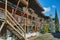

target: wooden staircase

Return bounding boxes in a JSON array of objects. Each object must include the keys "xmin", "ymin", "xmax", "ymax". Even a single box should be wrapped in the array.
[
  {"xmin": 6, "ymin": 11, "xmax": 26, "ymax": 40},
  {"xmin": 0, "ymin": 0, "xmax": 26, "ymax": 40},
  {"xmin": 0, "ymin": 10, "xmax": 26, "ymax": 40}
]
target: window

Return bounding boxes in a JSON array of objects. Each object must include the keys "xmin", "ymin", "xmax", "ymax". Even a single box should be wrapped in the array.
[{"xmin": 33, "ymin": 17, "xmax": 35, "ymax": 20}]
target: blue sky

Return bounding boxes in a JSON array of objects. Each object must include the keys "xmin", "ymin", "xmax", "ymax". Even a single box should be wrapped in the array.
[{"xmin": 37, "ymin": 0, "xmax": 60, "ymax": 23}]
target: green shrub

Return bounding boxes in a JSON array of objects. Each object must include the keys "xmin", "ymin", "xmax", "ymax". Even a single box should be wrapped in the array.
[{"xmin": 41, "ymin": 24, "xmax": 49, "ymax": 34}]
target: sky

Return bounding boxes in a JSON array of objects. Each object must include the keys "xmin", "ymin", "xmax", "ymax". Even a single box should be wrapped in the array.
[{"xmin": 37, "ymin": 0, "xmax": 60, "ymax": 23}]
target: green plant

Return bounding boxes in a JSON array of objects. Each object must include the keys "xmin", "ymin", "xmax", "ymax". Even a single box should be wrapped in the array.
[
  {"xmin": 55, "ymin": 10, "xmax": 59, "ymax": 32},
  {"xmin": 41, "ymin": 24, "xmax": 49, "ymax": 34}
]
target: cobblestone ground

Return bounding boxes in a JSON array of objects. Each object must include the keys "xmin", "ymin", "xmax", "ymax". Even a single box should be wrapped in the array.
[{"xmin": 29, "ymin": 33, "xmax": 60, "ymax": 40}]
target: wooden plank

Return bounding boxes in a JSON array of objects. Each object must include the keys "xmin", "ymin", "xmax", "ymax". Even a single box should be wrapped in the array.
[
  {"xmin": 7, "ymin": 26, "xmax": 22, "ymax": 40},
  {"xmin": 15, "ymin": 0, "xmax": 20, "ymax": 14},
  {"xmin": 7, "ymin": 15, "xmax": 23, "ymax": 33},
  {"xmin": 6, "ymin": 20, "xmax": 25, "ymax": 39},
  {"xmin": 5, "ymin": 0, "xmax": 7, "ymax": 19},
  {"xmin": 7, "ymin": 11, "xmax": 25, "ymax": 33},
  {"xmin": 0, "ymin": 21, "xmax": 5, "ymax": 32}
]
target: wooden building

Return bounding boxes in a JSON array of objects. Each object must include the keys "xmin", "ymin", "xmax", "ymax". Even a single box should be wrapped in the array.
[{"xmin": 0, "ymin": 0, "xmax": 45, "ymax": 40}]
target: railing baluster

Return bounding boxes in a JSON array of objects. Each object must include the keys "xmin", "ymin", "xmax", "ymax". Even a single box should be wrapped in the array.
[
  {"xmin": 0, "ymin": 21, "xmax": 5, "ymax": 32},
  {"xmin": 7, "ymin": 11, "xmax": 25, "ymax": 33},
  {"xmin": 6, "ymin": 10, "xmax": 26, "ymax": 40},
  {"xmin": 7, "ymin": 14, "xmax": 23, "ymax": 33},
  {"xmin": 6, "ymin": 20, "xmax": 25, "ymax": 39}
]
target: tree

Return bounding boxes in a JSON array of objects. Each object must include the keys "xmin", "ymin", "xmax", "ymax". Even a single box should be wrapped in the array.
[{"xmin": 55, "ymin": 9, "xmax": 59, "ymax": 32}]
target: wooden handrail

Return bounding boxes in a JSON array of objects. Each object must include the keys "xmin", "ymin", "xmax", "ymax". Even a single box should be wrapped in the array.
[
  {"xmin": 0, "ymin": 8, "xmax": 26, "ymax": 40},
  {"xmin": 7, "ymin": 26, "xmax": 23, "ymax": 40},
  {"xmin": 7, "ymin": 15, "xmax": 23, "ymax": 33},
  {"xmin": 15, "ymin": 0, "xmax": 20, "ymax": 14},
  {"xmin": 6, "ymin": 10, "xmax": 26, "ymax": 39},
  {"xmin": 0, "ymin": 21, "xmax": 5, "ymax": 32},
  {"xmin": 6, "ymin": 20, "xmax": 25, "ymax": 39},
  {"xmin": 7, "ymin": 11, "xmax": 25, "ymax": 33}
]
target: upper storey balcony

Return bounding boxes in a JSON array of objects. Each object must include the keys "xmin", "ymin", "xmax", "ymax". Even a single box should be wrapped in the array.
[
  {"xmin": 20, "ymin": 0, "xmax": 28, "ymax": 6},
  {"xmin": 8, "ymin": 0, "xmax": 28, "ymax": 7},
  {"xmin": 1, "ymin": 0, "xmax": 28, "ymax": 7}
]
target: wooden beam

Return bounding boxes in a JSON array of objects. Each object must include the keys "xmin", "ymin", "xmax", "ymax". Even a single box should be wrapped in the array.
[
  {"xmin": 7, "ymin": 15, "xmax": 23, "ymax": 33},
  {"xmin": 7, "ymin": 11, "xmax": 25, "ymax": 32},
  {"xmin": 5, "ymin": 0, "xmax": 7, "ymax": 19},
  {"xmin": 15, "ymin": 0, "xmax": 20, "ymax": 14},
  {"xmin": 26, "ymin": 14, "xmax": 28, "ymax": 33},
  {"xmin": 0, "ymin": 21, "xmax": 5, "ymax": 32},
  {"xmin": 6, "ymin": 20, "xmax": 25, "ymax": 39}
]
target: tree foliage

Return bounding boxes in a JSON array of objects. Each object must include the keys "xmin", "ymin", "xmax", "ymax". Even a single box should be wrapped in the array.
[
  {"xmin": 41, "ymin": 22, "xmax": 49, "ymax": 34},
  {"xmin": 55, "ymin": 10, "xmax": 59, "ymax": 32}
]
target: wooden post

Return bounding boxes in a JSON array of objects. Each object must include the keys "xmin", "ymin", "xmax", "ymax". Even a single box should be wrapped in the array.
[
  {"xmin": 5, "ymin": 0, "xmax": 7, "ymax": 19},
  {"xmin": 2, "ymin": 0, "xmax": 8, "ymax": 36},
  {"xmin": 35, "ymin": 18, "xmax": 37, "ymax": 32},
  {"xmin": 23, "ymin": 13, "xmax": 26, "ymax": 40},
  {"xmin": 21, "ymin": 10, "xmax": 26, "ymax": 40},
  {"xmin": 12, "ymin": 9, "xmax": 14, "ymax": 16},
  {"xmin": 31, "ymin": 15, "xmax": 32, "ymax": 32},
  {"xmin": 24, "ymin": 18, "xmax": 27, "ymax": 40},
  {"xmin": 0, "ymin": 21, "xmax": 5, "ymax": 32},
  {"xmin": 36, "ymin": 18, "xmax": 37, "ymax": 32},
  {"xmin": 24, "ymin": 14, "xmax": 27, "ymax": 33},
  {"xmin": 26, "ymin": 13, "xmax": 28, "ymax": 33},
  {"xmin": 15, "ymin": 0, "xmax": 20, "ymax": 14}
]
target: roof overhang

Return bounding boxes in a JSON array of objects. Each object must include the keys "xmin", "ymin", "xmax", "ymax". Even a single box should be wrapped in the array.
[
  {"xmin": 28, "ymin": 0, "xmax": 44, "ymax": 11},
  {"xmin": 8, "ymin": 0, "xmax": 28, "ymax": 7},
  {"xmin": 28, "ymin": 0, "xmax": 44, "ymax": 17}
]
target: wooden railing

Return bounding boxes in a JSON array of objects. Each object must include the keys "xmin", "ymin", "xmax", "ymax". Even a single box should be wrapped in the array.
[
  {"xmin": 0, "ymin": 20, "xmax": 5, "ymax": 32},
  {"xmin": 6, "ymin": 10, "xmax": 26, "ymax": 40},
  {"xmin": 1, "ymin": 0, "xmax": 28, "ymax": 7}
]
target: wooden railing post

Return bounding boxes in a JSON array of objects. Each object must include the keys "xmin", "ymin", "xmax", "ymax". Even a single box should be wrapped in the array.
[
  {"xmin": 6, "ymin": 11, "xmax": 26, "ymax": 40},
  {"xmin": 15, "ymin": 0, "xmax": 20, "ymax": 14},
  {"xmin": 5, "ymin": 0, "xmax": 7, "ymax": 20}
]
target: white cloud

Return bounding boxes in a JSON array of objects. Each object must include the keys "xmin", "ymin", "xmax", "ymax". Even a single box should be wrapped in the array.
[
  {"xmin": 52, "ymin": 5, "xmax": 56, "ymax": 8},
  {"xmin": 42, "ymin": 7, "xmax": 50, "ymax": 13}
]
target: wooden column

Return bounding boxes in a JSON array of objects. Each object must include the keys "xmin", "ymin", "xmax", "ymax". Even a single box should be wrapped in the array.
[
  {"xmin": 1, "ymin": 0, "xmax": 8, "ymax": 36},
  {"xmin": 5, "ymin": 0, "xmax": 7, "ymax": 19},
  {"xmin": 31, "ymin": 15, "xmax": 33, "ymax": 32},
  {"xmin": 1, "ymin": 25, "xmax": 7, "ymax": 36},
  {"xmin": 15, "ymin": 0, "xmax": 20, "ymax": 14},
  {"xmin": 25, "ymin": 14, "xmax": 27, "ymax": 33},
  {"xmin": 24, "ymin": 16, "xmax": 27, "ymax": 40},
  {"xmin": 34, "ymin": 18, "xmax": 37, "ymax": 32},
  {"xmin": 12, "ymin": 9, "xmax": 14, "ymax": 16},
  {"xmin": 26, "ymin": 13, "xmax": 28, "ymax": 33},
  {"xmin": 21, "ymin": 11, "xmax": 27, "ymax": 40}
]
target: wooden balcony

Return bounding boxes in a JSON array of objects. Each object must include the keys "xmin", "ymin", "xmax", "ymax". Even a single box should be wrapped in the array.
[{"xmin": 19, "ymin": 0, "xmax": 28, "ymax": 6}]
